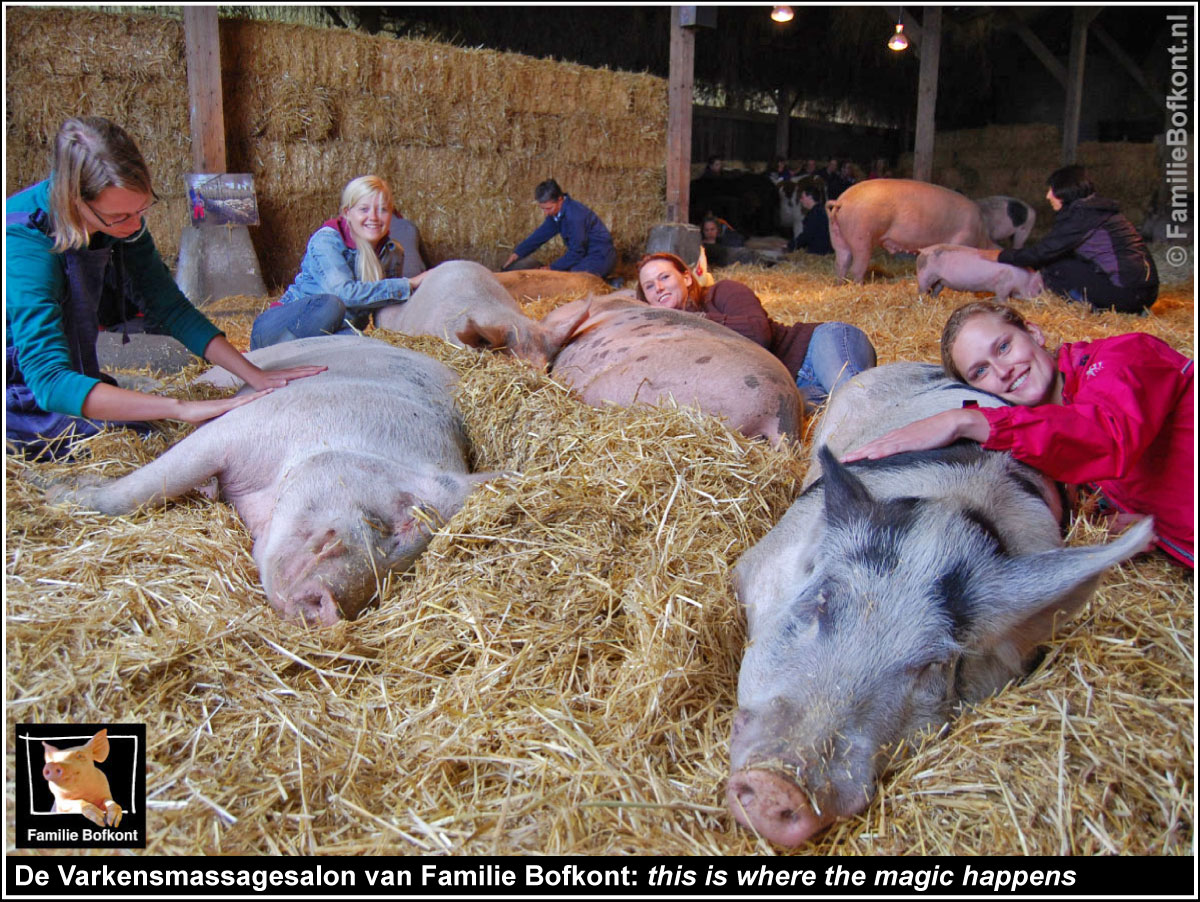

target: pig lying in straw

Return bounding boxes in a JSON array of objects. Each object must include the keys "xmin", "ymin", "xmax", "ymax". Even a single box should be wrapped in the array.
[
  {"xmin": 540, "ymin": 293, "xmax": 805, "ymax": 445},
  {"xmin": 42, "ymin": 729, "xmax": 122, "ymax": 828},
  {"xmin": 728, "ymin": 362, "xmax": 1151, "ymax": 847},
  {"xmin": 917, "ymin": 243, "xmax": 1045, "ymax": 301},
  {"xmin": 375, "ymin": 260, "xmax": 588, "ymax": 369},
  {"xmin": 48, "ymin": 336, "xmax": 493, "ymax": 625}
]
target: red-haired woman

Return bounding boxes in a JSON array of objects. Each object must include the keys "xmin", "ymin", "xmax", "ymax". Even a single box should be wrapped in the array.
[{"xmin": 635, "ymin": 253, "xmax": 877, "ymax": 406}]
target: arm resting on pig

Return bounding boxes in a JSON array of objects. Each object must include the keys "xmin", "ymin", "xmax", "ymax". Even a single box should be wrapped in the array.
[
  {"xmin": 997, "ymin": 211, "xmax": 1090, "ymax": 270},
  {"xmin": 698, "ymin": 281, "xmax": 775, "ymax": 348},
  {"xmin": 842, "ymin": 407, "xmax": 991, "ymax": 462}
]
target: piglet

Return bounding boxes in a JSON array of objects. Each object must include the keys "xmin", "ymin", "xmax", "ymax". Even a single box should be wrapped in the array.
[
  {"xmin": 42, "ymin": 729, "xmax": 123, "ymax": 828},
  {"xmin": 917, "ymin": 243, "xmax": 1044, "ymax": 301}
]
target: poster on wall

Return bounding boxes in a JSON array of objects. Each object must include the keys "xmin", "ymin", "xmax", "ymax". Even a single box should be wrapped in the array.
[{"xmin": 184, "ymin": 173, "xmax": 260, "ymax": 227}]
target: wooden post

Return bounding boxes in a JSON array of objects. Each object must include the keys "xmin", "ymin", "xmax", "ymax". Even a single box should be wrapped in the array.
[
  {"xmin": 666, "ymin": 6, "xmax": 695, "ymax": 224},
  {"xmin": 912, "ymin": 6, "xmax": 940, "ymax": 183},
  {"xmin": 183, "ymin": 7, "xmax": 226, "ymax": 172},
  {"xmin": 1062, "ymin": 8, "xmax": 1090, "ymax": 165},
  {"xmin": 774, "ymin": 86, "xmax": 795, "ymax": 161}
]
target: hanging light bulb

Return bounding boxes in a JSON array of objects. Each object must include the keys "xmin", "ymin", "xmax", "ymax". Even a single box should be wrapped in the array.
[
  {"xmin": 770, "ymin": 5, "xmax": 794, "ymax": 24},
  {"xmin": 888, "ymin": 21, "xmax": 909, "ymax": 51}
]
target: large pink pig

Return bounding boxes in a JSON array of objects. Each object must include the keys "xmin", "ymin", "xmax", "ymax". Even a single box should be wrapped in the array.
[
  {"xmin": 48, "ymin": 336, "xmax": 493, "ymax": 626},
  {"xmin": 541, "ymin": 294, "xmax": 804, "ymax": 445},
  {"xmin": 827, "ymin": 179, "xmax": 997, "ymax": 282}
]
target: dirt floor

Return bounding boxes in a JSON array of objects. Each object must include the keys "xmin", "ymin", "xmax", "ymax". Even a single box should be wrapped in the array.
[{"xmin": 5, "ymin": 245, "xmax": 1193, "ymax": 857}]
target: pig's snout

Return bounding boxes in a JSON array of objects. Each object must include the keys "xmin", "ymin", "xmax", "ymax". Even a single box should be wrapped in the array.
[
  {"xmin": 727, "ymin": 767, "xmax": 836, "ymax": 847},
  {"xmin": 43, "ymin": 762, "xmax": 65, "ymax": 782}
]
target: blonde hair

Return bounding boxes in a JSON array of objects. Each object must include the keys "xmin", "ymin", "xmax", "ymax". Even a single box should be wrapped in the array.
[
  {"xmin": 340, "ymin": 175, "xmax": 394, "ymax": 283},
  {"xmin": 940, "ymin": 301, "xmax": 1031, "ymax": 382},
  {"xmin": 48, "ymin": 117, "xmax": 153, "ymax": 252}
]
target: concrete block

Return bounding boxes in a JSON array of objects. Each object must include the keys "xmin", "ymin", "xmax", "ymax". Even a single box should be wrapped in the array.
[
  {"xmin": 175, "ymin": 224, "xmax": 268, "ymax": 307},
  {"xmin": 645, "ymin": 222, "xmax": 702, "ymax": 268}
]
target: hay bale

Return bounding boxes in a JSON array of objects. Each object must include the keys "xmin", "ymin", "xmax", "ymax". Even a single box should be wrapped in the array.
[
  {"xmin": 7, "ymin": 7, "xmax": 668, "ymax": 290},
  {"xmin": 6, "ymin": 262, "xmax": 1192, "ymax": 857}
]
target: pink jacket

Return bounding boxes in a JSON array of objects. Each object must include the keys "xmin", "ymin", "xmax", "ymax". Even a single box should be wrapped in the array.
[{"xmin": 980, "ymin": 333, "xmax": 1194, "ymax": 567}]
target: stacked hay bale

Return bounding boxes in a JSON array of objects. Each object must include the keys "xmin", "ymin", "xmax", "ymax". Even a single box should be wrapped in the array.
[
  {"xmin": 5, "ymin": 7, "xmax": 666, "ymax": 288},
  {"xmin": 897, "ymin": 123, "xmax": 1159, "ymax": 235}
]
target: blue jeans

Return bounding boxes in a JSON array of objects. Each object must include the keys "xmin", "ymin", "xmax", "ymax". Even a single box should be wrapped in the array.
[
  {"xmin": 794, "ymin": 322, "xmax": 877, "ymax": 405},
  {"xmin": 250, "ymin": 295, "xmax": 354, "ymax": 350}
]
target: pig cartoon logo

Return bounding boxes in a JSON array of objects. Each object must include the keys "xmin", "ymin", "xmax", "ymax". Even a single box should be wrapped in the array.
[
  {"xmin": 42, "ymin": 729, "xmax": 123, "ymax": 827},
  {"xmin": 17, "ymin": 722, "xmax": 145, "ymax": 848}
]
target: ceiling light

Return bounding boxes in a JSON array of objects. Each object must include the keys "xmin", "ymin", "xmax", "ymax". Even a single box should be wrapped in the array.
[
  {"xmin": 888, "ymin": 22, "xmax": 909, "ymax": 51},
  {"xmin": 771, "ymin": 6, "xmax": 794, "ymax": 24}
]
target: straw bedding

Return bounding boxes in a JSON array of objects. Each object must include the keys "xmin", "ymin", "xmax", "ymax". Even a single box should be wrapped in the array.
[{"xmin": 5, "ymin": 253, "xmax": 1193, "ymax": 857}]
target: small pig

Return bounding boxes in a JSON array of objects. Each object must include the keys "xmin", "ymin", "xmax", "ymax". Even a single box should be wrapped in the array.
[
  {"xmin": 49, "ymin": 336, "xmax": 492, "ymax": 625},
  {"xmin": 728, "ymin": 362, "xmax": 1151, "ymax": 847},
  {"xmin": 827, "ymin": 179, "xmax": 997, "ymax": 282},
  {"xmin": 541, "ymin": 293, "xmax": 804, "ymax": 445},
  {"xmin": 375, "ymin": 260, "xmax": 588, "ymax": 369},
  {"xmin": 917, "ymin": 244, "xmax": 1045, "ymax": 301},
  {"xmin": 492, "ymin": 269, "xmax": 611, "ymax": 304},
  {"xmin": 43, "ymin": 730, "xmax": 122, "ymax": 828},
  {"xmin": 975, "ymin": 195, "xmax": 1037, "ymax": 249}
]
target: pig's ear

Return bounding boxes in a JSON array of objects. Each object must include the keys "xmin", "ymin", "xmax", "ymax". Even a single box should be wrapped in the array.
[
  {"xmin": 456, "ymin": 319, "xmax": 516, "ymax": 352},
  {"xmin": 42, "ymin": 741, "xmax": 59, "ymax": 759},
  {"xmin": 968, "ymin": 518, "xmax": 1155, "ymax": 644},
  {"xmin": 87, "ymin": 729, "xmax": 110, "ymax": 763},
  {"xmin": 818, "ymin": 447, "xmax": 875, "ymax": 528},
  {"xmin": 537, "ymin": 301, "xmax": 591, "ymax": 356}
]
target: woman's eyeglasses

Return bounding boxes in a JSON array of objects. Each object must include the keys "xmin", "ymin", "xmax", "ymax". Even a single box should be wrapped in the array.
[{"xmin": 83, "ymin": 191, "xmax": 160, "ymax": 227}]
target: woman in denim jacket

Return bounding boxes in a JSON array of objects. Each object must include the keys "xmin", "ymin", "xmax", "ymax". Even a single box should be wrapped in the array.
[{"xmin": 251, "ymin": 176, "xmax": 427, "ymax": 349}]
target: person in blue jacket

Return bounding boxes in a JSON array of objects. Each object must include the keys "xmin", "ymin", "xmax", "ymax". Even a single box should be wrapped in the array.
[
  {"xmin": 502, "ymin": 179, "xmax": 616, "ymax": 278},
  {"xmin": 250, "ymin": 175, "xmax": 427, "ymax": 349},
  {"xmin": 5, "ymin": 116, "xmax": 324, "ymax": 460}
]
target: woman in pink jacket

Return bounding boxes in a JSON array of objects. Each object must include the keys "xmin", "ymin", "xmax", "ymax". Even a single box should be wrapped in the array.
[{"xmin": 845, "ymin": 300, "xmax": 1193, "ymax": 567}]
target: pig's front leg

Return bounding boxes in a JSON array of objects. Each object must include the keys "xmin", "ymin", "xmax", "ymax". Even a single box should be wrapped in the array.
[{"xmin": 104, "ymin": 799, "xmax": 123, "ymax": 828}]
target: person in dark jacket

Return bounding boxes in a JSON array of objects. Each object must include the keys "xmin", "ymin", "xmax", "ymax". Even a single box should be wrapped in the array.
[
  {"xmin": 636, "ymin": 252, "xmax": 877, "ymax": 406},
  {"xmin": 502, "ymin": 178, "xmax": 616, "ymax": 278},
  {"xmin": 789, "ymin": 182, "xmax": 833, "ymax": 255},
  {"xmin": 995, "ymin": 165, "xmax": 1158, "ymax": 313}
]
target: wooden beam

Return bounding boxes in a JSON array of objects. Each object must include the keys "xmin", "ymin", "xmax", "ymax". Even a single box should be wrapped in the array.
[
  {"xmin": 1091, "ymin": 22, "xmax": 1162, "ymax": 105},
  {"xmin": 1062, "ymin": 7, "xmax": 1089, "ymax": 164},
  {"xmin": 912, "ymin": 6, "xmax": 940, "ymax": 183},
  {"xmin": 774, "ymin": 86, "xmax": 796, "ymax": 161},
  {"xmin": 666, "ymin": 6, "xmax": 695, "ymax": 223},
  {"xmin": 183, "ymin": 7, "xmax": 226, "ymax": 172},
  {"xmin": 1004, "ymin": 9, "xmax": 1067, "ymax": 88}
]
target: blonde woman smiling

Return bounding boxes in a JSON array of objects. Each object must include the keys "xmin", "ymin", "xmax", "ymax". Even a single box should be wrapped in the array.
[{"xmin": 251, "ymin": 175, "xmax": 427, "ymax": 348}]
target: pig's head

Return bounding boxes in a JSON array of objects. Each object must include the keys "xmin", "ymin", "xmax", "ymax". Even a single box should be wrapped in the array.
[
  {"xmin": 43, "ymin": 730, "xmax": 109, "ymax": 794},
  {"xmin": 457, "ymin": 301, "xmax": 592, "ymax": 370},
  {"xmin": 254, "ymin": 453, "xmax": 482, "ymax": 625},
  {"xmin": 727, "ymin": 448, "xmax": 1153, "ymax": 847}
]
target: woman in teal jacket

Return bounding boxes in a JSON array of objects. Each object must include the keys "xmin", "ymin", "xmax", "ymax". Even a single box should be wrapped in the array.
[{"xmin": 6, "ymin": 116, "xmax": 323, "ymax": 459}]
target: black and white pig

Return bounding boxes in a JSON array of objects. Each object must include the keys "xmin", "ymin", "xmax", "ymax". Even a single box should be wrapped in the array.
[
  {"xmin": 727, "ymin": 362, "xmax": 1152, "ymax": 847},
  {"xmin": 47, "ymin": 336, "xmax": 494, "ymax": 626},
  {"xmin": 974, "ymin": 196, "xmax": 1037, "ymax": 249}
]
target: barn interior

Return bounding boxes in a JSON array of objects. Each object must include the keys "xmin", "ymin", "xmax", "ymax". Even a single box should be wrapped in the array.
[{"xmin": 5, "ymin": 4, "xmax": 1194, "ymax": 860}]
